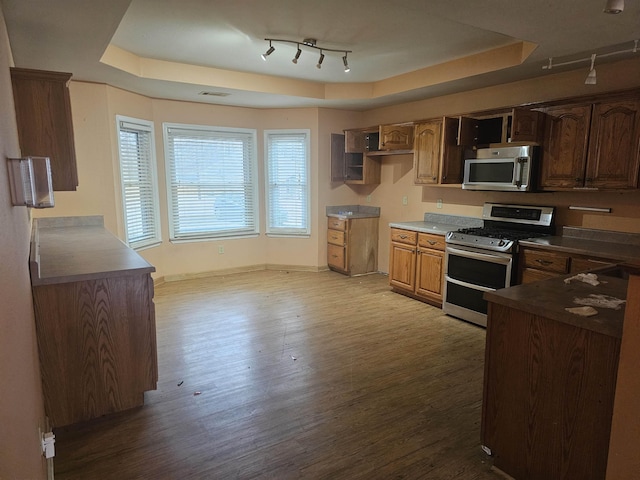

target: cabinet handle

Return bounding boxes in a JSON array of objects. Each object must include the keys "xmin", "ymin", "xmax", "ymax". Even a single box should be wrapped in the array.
[
  {"xmin": 535, "ymin": 259, "xmax": 553, "ymax": 266},
  {"xmin": 427, "ymin": 240, "xmax": 437, "ymax": 245},
  {"xmin": 399, "ymin": 234, "xmax": 408, "ymax": 239},
  {"xmin": 331, "ymin": 254, "xmax": 339, "ymax": 258}
]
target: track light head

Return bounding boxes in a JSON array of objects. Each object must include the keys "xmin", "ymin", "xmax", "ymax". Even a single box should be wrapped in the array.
[
  {"xmin": 292, "ymin": 46, "xmax": 302, "ymax": 64},
  {"xmin": 316, "ymin": 51, "xmax": 324, "ymax": 69},
  {"xmin": 604, "ymin": 0, "xmax": 624, "ymax": 13},
  {"xmin": 342, "ymin": 54, "xmax": 350, "ymax": 73},
  {"xmin": 261, "ymin": 43, "xmax": 275, "ymax": 61}
]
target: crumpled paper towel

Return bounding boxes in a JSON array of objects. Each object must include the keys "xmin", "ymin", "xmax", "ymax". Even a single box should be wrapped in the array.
[
  {"xmin": 564, "ymin": 273, "xmax": 600, "ymax": 286},
  {"xmin": 573, "ymin": 294, "xmax": 626, "ymax": 310},
  {"xmin": 565, "ymin": 306, "xmax": 599, "ymax": 317}
]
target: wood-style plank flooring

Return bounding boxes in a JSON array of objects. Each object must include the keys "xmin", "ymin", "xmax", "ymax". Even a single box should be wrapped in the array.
[{"xmin": 54, "ymin": 270, "xmax": 500, "ymax": 479}]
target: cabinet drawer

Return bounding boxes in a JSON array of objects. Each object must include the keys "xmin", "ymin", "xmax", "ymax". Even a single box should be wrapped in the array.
[
  {"xmin": 327, "ymin": 229, "xmax": 345, "ymax": 246},
  {"xmin": 327, "ymin": 244, "xmax": 346, "ymax": 270},
  {"xmin": 522, "ymin": 249, "xmax": 570, "ymax": 273},
  {"xmin": 570, "ymin": 256, "xmax": 615, "ymax": 274},
  {"xmin": 391, "ymin": 228, "xmax": 417, "ymax": 245},
  {"xmin": 521, "ymin": 267, "xmax": 562, "ymax": 284},
  {"xmin": 328, "ymin": 217, "xmax": 347, "ymax": 231},
  {"xmin": 418, "ymin": 232, "xmax": 445, "ymax": 251}
]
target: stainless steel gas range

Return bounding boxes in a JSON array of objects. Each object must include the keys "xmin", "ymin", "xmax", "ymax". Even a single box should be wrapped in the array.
[{"xmin": 442, "ymin": 203, "xmax": 555, "ymax": 327}]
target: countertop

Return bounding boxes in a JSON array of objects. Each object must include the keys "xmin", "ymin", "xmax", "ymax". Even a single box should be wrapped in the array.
[
  {"xmin": 485, "ymin": 268, "xmax": 628, "ymax": 338},
  {"xmin": 326, "ymin": 205, "xmax": 380, "ymax": 219},
  {"xmin": 30, "ymin": 216, "xmax": 155, "ymax": 286},
  {"xmin": 519, "ymin": 226, "xmax": 640, "ymax": 265},
  {"xmin": 390, "ymin": 213, "xmax": 483, "ymax": 236}
]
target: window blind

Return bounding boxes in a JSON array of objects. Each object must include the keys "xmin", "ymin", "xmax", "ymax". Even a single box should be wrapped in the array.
[
  {"xmin": 117, "ymin": 118, "xmax": 161, "ymax": 249},
  {"xmin": 265, "ymin": 130, "xmax": 310, "ymax": 236},
  {"xmin": 164, "ymin": 125, "xmax": 258, "ymax": 240}
]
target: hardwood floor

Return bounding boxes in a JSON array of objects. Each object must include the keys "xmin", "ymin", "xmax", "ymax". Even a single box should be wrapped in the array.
[{"xmin": 53, "ymin": 270, "xmax": 500, "ymax": 479}]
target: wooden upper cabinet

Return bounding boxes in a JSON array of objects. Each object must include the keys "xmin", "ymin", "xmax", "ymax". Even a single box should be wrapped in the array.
[
  {"xmin": 586, "ymin": 98, "xmax": 640, "ymax": 189},
  {"xmin": 413, "ymin": 120, "xmax": 442, "ymax": 184},
  {"xmin": 11, "ymin": 68, "xmax": 78, "ymax": 191},
  {"xmin": 539, "ymin": 104, "xmax": 592, "ymax": 190},
  {"xmin": 414, "ymin": 117, "xmax": 463, "ymax": 185},
  {"xmin": 379, "ymin": 124, "xmax": 413, "ymax": 151},
  {"xmin": 511, "ymin": 108, "xmax": 544, "ymax": 143}
]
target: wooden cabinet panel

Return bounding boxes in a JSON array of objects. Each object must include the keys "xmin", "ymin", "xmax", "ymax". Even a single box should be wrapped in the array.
[
  {"xmin": 440, "ymin": 117, "xmax": 464, "ymax": 184},
  {"xmin": 33, "ymin": 274, "xmax": 157, "ymax": 428},
  {"xmin": 11, "ymin": 68, "xmax": 78, "ymax": 191},
  {"xmin": 415, "ymin": 249, "xmax": 443, "ymax": 298},
  {"xmin": 330, "ymin": 133, "xmax": 346, "ymax": 182},
  {"xmin": 511, "ymin": 108, "xmax": 544, "ymax": 143},
  {"xmin": 379, "ymin": 124, "xmax": 413, "ymax": 150},
  {"xmin": 482, "ymin": 303, "xmax": 620, "ymax": 479},
  {"xmin": 389, "ymin": 242, "xmax": 416, "ymax": 290},
  {"xmin": 338, "ymin": 129, "xmax": 381, "ymax": 185},
  {"xmin": 539, "ymin": 104, "xmax": 592, "ymax": 189},
  {"xmin": 327, "ymin": 229, "xmax": 345, "ymax": 246},
  {"xmin": 418, "ymin": 232, "xmax": 445, "ymax": 251},
  {"xmin": 586, "ymin": 99, "xmax": 640, "ymax": 189},
  {"xmin": 570, "ymin": 256, "xmax": 615, "ymax": 273},
  {"xmin": 522, "ymin": 248, "xmax": 570, "ymax": 273},
  {"xmin": 413, "ymin": 120, "xmax": 442, "ymax": 184},
  {"xmin": 390, "ymin": 228, "xmax": 417, "ymax": 245},
  {"xmin": 327, "ymin": 217, "xmax": 347, "ymax": 231}
]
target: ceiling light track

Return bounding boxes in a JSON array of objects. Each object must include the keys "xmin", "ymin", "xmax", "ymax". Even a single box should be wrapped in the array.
[
  {"xmin": 542, "ymin": 39, "xmax": 638, "ymax": 85},
  {"xmin": 261, "ymin": 38, "xmax": 352, "ymax": 72}
]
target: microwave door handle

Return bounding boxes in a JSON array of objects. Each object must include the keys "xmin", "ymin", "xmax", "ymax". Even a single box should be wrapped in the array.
[{"xmin": 515, "ymin": 157, "xmax": 527, "ymax": 188}]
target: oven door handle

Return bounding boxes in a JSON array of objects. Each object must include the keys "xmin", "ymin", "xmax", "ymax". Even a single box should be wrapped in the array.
[
  {"xmin": 446, "ymin": 246, "xmax": 512, "ymax": 265},
  {"xmin": 445, "ymin": 275, "xmax": 496, "ymax": 293}
]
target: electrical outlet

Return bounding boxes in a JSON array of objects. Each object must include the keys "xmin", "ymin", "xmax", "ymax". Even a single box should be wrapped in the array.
[
  {"xmin": 366, "ymin": 194, "xmax": 371, "ymax": 203},
  {"xmin": 437, "ymin": 199, "xmax": 443, "ymax": 209},
  {"xmin": 402, "ymin": 195, "xmax": 408, "ymax": 206},
  {"xmin": 218, "ymin": 245, "xmax": 224, "ymax": 254}
]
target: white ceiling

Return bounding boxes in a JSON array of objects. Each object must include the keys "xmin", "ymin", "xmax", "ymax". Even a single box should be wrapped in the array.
[{"xmin": 2, "ymin": 0, "xmax": 639, "ymax": 110}]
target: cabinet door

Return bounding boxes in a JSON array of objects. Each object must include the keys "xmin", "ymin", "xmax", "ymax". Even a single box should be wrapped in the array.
[
  {"xmin": 413, "ymin": 120, "xmax": 442, "ymax": 184},
  {"xmin": 389, "ymin": 242, "xmax": 416, "ymax": 291},
  {"xmin": 586, "ymin": 99, "xmax": 640, "ymax": 189},
  {"xmin": 511, "ymin": 108, "xmax": 544, "ymax": 143},
  {"xmin": 415, "ymin": 249, "xmax": 444, "ymax": 300},
  {"xmin": 539, "ymin": 104, "xmax": 592, "ymax": 189},
  {"xmin": 345, "ymin": 129, "xmax": 365, "ymax": 153},
  {"xmin": 11, "ymin": 68, "xmax": 78, "ymax": 191},
  {"xmin": 379, "ymin": 124, "xmax": 413, "ymax": 150},
  {"xmin": 330, "ymin": 133, "xmax": 346, "ymax": 182},
  {"xmin": 440, "ymin": 116, "xmax": 463, "ymax": 184},
  {"xmin": 328, "ymin": 244, "xmax": 346, "ymax": 271}
]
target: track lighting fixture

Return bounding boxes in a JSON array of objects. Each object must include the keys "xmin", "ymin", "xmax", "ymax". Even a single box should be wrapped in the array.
[
  {"xmin": 292, "ymin": 45, "xmax": 302, "ymax": 64},
  {"xmin": 603, "ymin": 0, "xmax": 624, "ymax": 13},
  {"xmin": 542, "ymin": 39, "xmax": 638, "ymax": 85},
  {"xmin": 585, "ymin": 54, "xmax": 597, "ymax": 84},
  {"xmin": 261, "ymin": 37, "xmax": 352, "ymax": 73},
  {"xmin": 261, "ymin": 41, "xmax": 275, "ymax": 61}
]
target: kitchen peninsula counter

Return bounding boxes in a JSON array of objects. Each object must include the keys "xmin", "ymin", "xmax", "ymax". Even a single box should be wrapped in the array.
[{"xmin": 30, "ymin": 216, "xmax": 158, "ymax": 428}]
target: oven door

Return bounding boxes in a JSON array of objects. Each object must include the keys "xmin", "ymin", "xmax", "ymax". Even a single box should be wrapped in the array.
[{"xmin": 443, "ymin": 244, "xmax": 513, "ymax": 327}]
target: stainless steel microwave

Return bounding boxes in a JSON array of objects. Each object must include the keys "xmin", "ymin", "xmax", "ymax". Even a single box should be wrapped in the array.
[{"xmin": 462, "ymin": 145, "xmax": 538, "ymax": 192}]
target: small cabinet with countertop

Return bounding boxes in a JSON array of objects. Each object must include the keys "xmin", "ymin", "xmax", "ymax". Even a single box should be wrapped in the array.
[
  {"xmin": 326, "ymin": 206, "xmax": 379, "ymax": 276},
  {"xmin": 30, "ymin": 216, "xmax": 157, "ymax": 428}
]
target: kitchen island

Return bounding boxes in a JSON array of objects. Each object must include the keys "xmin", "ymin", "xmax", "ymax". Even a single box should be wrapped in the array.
[
  {"xmin": 31, "ymin": 216, "xmax": 158, "ymax": 428},
  {"xmin": 481, "ymin": 267, "xmax": 629, "ymax": 479}
]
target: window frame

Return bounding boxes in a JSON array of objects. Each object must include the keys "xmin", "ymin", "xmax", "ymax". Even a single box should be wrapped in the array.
[
  {"xmin": 115, "ymin": 115, "xmax": 162, "ymax": 250},
  {"xmin": 264, "ymin": 129, "xmax": 311, "ymax": 237},
  {"xmin": 163, "ymin": 122, "xmax": 259, "ymax": 242}
]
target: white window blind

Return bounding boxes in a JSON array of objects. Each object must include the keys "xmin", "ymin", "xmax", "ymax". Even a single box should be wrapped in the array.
[
  {"xmin": 164, "ymin": 124, "xmax": 258, "ymax": 240},
  {"xmin": 116, "ymin": 116, "xmax": 161, "ymax": 249},
  {"xmin": 265, "ymin": 130, "xmax": 310, "ymax": 236}
]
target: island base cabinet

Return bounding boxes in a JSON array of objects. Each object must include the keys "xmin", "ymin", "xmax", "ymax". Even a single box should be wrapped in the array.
[
  {"xmin": 482, "ymin": 303, "xmax": 619, "ymax": 480},
  {"xmin": 32, "ymin": 273, "xmax": 158, "ymax": 428}
]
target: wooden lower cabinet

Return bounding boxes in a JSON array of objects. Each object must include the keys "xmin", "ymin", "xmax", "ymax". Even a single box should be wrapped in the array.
[
  {"xmin": 389, "ymin": 228, "xmax": 445, "ymax": 306},
  {"xmin": 327, "ymin": 216, "xmax": 379, "ymax": 276},
  {"xmin": 32, "ymin": 273, "xmax": 157, "ymax": 428},
  {"xmin": 482, "ymin": 302, "xmax": 620, "ymax": 479},
  {"xmin": 519, "ymin": 246, "xmax": 616, "ymax": 284}
]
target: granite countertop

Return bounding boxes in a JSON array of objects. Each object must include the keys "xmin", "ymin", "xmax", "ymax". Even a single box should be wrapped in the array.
[
  {"xmin": 520, "ymin": 226, "xmax": 640, "ymax": 265},
  {"xmin": 485, "ymin": 267, "xmax": 628, "ymax": 338},
  {"xmin": 390, "ymin": 213, "xmax": 483, "ymax": 236},
  {"xmin": 30, "ymin": 216, "xmax": 155, "ymax": 286},
  {"xmin": 326, "ymin": 205, "xmax": 380, "ymax": 219}
]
